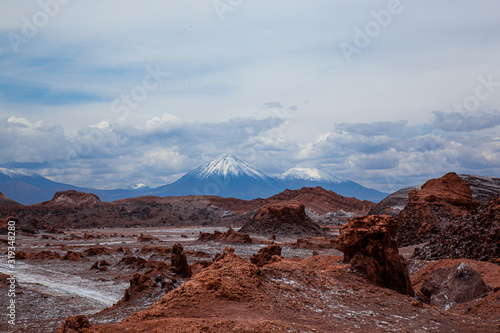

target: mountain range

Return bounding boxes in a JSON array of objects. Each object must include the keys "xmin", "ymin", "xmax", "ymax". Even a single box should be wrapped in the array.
[{"xmin": 0, "ymin": 154, "xmax": 387, "ymax": 205}]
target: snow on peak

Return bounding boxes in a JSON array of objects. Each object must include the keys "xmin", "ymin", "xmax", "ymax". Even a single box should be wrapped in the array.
[
  {"xmin": 0, "ymin": 167, "xmax": 39, "ymax": 178},
  {"xmin": 130, "ymin": 183, "xmax": 148, "ymax": 190},
  {"xmin": 191, "ymin": 154, "xmax": 268, "ymax": 180},
  {"xmin": 280, "ymin": 167, "xmax": 345, "ymax": 184}
]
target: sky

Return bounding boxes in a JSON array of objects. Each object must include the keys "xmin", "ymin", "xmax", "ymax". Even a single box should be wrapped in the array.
[{"xmin": 1, "ymin": 0, "xmax": 500, "ymax": 193}]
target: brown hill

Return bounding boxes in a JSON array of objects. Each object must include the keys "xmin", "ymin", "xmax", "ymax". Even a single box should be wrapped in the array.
[
  {"xmin": 396, "ymin": 172, "xmax": 479, "ymax": 246},
  {"xmin": 206, "ymin": 186, "xmax": 375, "ymax": 215},
  {"xmin": 0, "ymin": 192, "xmax": 22, "ymax": 207}
]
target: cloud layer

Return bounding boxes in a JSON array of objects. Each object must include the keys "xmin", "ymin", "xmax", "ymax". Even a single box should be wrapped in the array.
[{"xmin": 1, "ymin": 1, "xmax": 499, "ymax": 192}]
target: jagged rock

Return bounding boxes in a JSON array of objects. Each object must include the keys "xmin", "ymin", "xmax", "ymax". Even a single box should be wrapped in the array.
[
  {"xmin": 63, "ymin": 251, "xmax": 84, "ymax": 261},
  {"xmin": 250, "ymin": 244, "xmax": 282, "ymax": 267},
  {"xmin": 239, "ymin": 200, "xmax": 327, "ymax": 237},
  {"xmin": 197, "ymin": 227, "xmax": 252, "ymax": 244},
  {"xmin": 117, "ymin": 256, "xmax": 147, "ymax": 270},
  {"xmin": 414, "ymin": 196, "xmax": 500, "ymax": 261},
  {"xmin": 335, "ymin": 215, "xmax": 414, "ymax": 295},
  {"xmin": 396, "ymin": 172, "xmax": 479, "ymax": 246},
  {"xmin": 56, "ymin": 314, "xmax": 93, "ymax": 333},
  {"xmin": 83, "ymin": 246, "xmax": 110, "ymax": 256},
  {"xmin": 213, "ymin": 246, "xmax": 236, "ymax": 262},
  {"xmin": 420, "ymin": 263, "xmax": 492, "ymax": 310},
  {"xmin": 32, "ymin": 250, "xmax": 61, "ymax": 260},
  {"xmin": 171, "ymin": 243, "xmax": 192, "ymax": 278},
  {"xmin": 121, "ymin": 273, "xmax": 158, "ymax": 303}
]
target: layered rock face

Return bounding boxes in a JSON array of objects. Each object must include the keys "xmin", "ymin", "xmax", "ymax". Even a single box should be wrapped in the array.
[
  {"xmin": 396, "ymin": 172, "xmax": 479, "ymax": 246},
  {"xmin": 239, "ymin": 200, "xmax": 327, "ymax": 237},
  {"xmin": 335, "ymin": 214, "xmax": 414, "ymax": 295},
  {"xmin": 414, "ymin": 196, "xmax": 500, "ymax": 262}
]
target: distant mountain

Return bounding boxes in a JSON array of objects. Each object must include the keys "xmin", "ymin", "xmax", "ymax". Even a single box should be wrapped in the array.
[
  {"xmin": 278, "ymin": 167, "xmax": 387, "ymax": 202},
  {"xmin": 0, "ymin": 167, "xmax": 143, "ymax": 205},
  {"xmin": 153, "ymin": 154, "xmax": 283, "ymax": 199},
  {"xmin": 0, "ymin": 155, "xmax": 389, "ymax": 204}
]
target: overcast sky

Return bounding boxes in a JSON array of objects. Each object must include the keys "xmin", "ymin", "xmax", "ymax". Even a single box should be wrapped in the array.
[{"xmin": 1, "ymin": 0, "xmax": 500, "ymax": 192}]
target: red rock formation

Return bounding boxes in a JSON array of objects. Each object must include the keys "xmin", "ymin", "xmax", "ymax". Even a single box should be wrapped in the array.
[
  {"xmin": 121, "ymin": 273, "xmax": 158, "ymax": 303},
  {"xmin": 420, "ymin": 263, "xmax": 492, "ymax": 310},
  {"xmin": 171, "ymin": 243, "xmax": 192, "ymax": 278},
  {"xmin": 46, "ymin": 190, "xmax": 101, "ymax": 207},
  {"xmin": 335, "ymin": 214, "xmax": 414, "ymax": 295},
  {"xmin": 32, "ymin": 250, "xmax": 61, "ymax": 260},
  {"xmin": 205, "ymin": 186, "xmax": 375, "ymax": 215},
  {"xmin": 197, "ymin": 227, "xmax": 252, "ymax": 244},
  {"xmin": 63, "ymin": 251, "xmax": 84, "ymax": 261},
  {"xmin": 397, "ymin": 172, "xmax": 479, "ymax": 246},
  {"xmin": 83, "ymin": 246, "xmax": 110, "ymax": 256},
  {"xmin": 250, "ymin": 244, "xmax": 282, "ymax": 267},
  {"xmin": 239, "ymin": 200, "xmax": 327, "ymax": 237},
  {"xmin": 414, "ymin": 196, "xmax": 500, "ymax": 262},
  {"xmin": 56, "ymin": 314, "xmax": 93, "ymax": 333}
]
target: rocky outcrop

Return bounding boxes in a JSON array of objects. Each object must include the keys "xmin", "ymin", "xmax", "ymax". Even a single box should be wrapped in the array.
[
  {"xmin": 197, "ymin": 227, "xmax": 252, "ymax": 244},
  {"xmin": 335, "ymin": 215, "xmax": 414, "ymax": 295},
  {"xmin": 47, "ymin": 190, "xmax": 101, "ymax": 207},
  {"xmin": 56, "ymin": 315, "xmax": 93, "ymax": 333},
  {"xmin": 396, "ymin": 172, "xmax": 479, "ymax": 246},
  {"xmin": 171, "ymin": 243, "xmax": 192, "ymax": 278},
  {"xmin": 414, "ymin": 196, "xmax": 500, "ymax": 262},
  {"xmin": 83, "ymin": 246, "xmax": 110, "ymax": 256},
  {"xmin": 250, "ymin": 244, "xmax": 282, "ymax": 267},
  {"xmin": 420, "ymin": 263, "xmax": 492, "ymax": 310},
  {"xmin": 239, "ymin": 200, "xmax": 327, "ymax": 237},
  {"xmin": 63, "ymin": 251, "xmax": 84, "ymax": 261},
  {"xmin": 121, "ymin": 273, "xmax": 158, "ymax": 303}
]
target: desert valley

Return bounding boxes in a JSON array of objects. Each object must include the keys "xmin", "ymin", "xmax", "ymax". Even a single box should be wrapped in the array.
[{"xmin": 0, "ymin": 169, "xmax": 499, "ymax": 332}]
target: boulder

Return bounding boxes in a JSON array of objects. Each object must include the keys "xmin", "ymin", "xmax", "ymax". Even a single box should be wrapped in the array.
[
  {"xmin": 335, "ymin": 214, "xmax": 414, "ymax": 295},
  {"xmin": 250, "ymin": 244, "xmax": 282, "ymax": 267},
  {"xmin": 171, "ymin": 243, "xmax": 192, "ymax": 278},
  {"xmin": 239, "ymin": 200, "xmax": 327, "ymax": 237},
  {"xmin": 56, "ymin": 315, "xmax": 93, "ymax": 333},
  {"xmin": 420, "ymin": 263, "xmax": 492, "ymax": 310},
  {"xmin": 63, "ymin": 251, "xmax": 84, "ymax": 261}
]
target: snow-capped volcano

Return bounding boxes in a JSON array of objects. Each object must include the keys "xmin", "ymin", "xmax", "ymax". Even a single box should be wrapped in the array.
[
  {"xmin": 280, "ymin": 167, "xmax": 345, "ymax": 184},
  {"xmin": 191, "ymin": 154, "xmax": 268, "ymax": 180},
  {"xmin": 154, "ymin": 154, "xmax": 282, "ymax": 199},
  {"xmin": 279, "ymin": 167, "xmax": 387, "ymax": 202}
]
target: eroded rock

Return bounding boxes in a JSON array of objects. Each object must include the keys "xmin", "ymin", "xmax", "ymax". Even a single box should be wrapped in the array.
[
  {"xmin": 335, "ymin": 214, "xmax": 414, "ymax": 295},
  {"xmin": 171, "ymin": 243, "xmax": 192, "ymax": 278},
  {"xmin": 250, "ymin": 244, "xmax": 282, "ymax": 267},
  {"xmin": 56, "ymin": 314, "xmax": 93, "ymax": 333}
]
